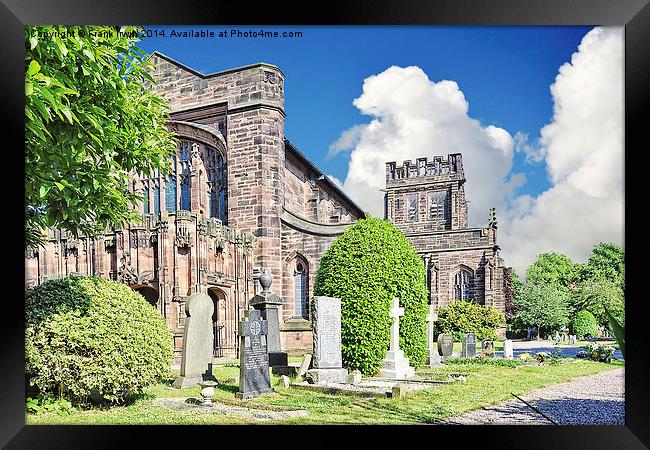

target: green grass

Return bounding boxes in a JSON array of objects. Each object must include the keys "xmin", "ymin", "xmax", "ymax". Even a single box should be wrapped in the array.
[{"xmin": 26, "ymin": 359, "xmax": 622, "ymax": 425}]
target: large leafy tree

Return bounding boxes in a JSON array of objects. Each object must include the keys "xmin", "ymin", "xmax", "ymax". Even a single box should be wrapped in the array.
[
  {"xmin": 513, "ymin": 283, "xmax": 571, "ymax": 337},
  {"xmin": 25, "ymin": 25, "xmax": 176, "ymax": 248},
  {"xmin": 583, "ymin": 243, "xmax": 625, "ymax": 287},
  {"xmin": 573, "ymin": 278, "xmax": 624, "ymax": 328},
  {"xmin": 526, "ymin": 252, "xmax": 579, "ymax": 293}
]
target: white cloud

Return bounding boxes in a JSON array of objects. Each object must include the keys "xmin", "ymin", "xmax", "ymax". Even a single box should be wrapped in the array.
[
  {"xmin": 335, "ymin": 65, "xmax": 522, "ymax": 224},
  {"xmin": 500, "ymin": 26, "xmax": 624, "ymax": 275},
  {"xmin": 327, "ymin": 174, "xmax": 344, "ymax": 190},
  {"xmin": 330, "ymin": 27, "xmax": 624, "ymax": 277}
]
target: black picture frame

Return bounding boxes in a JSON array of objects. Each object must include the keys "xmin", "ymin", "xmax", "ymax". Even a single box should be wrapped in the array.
[{"xmin": 3, "ymin": 0, "xmax": 648, "ymax": 447}]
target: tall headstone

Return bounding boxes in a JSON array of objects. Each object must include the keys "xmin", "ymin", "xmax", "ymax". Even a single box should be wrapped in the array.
[
  {"xmin": 249, "ymin": 270, "xmax": 288, "ymax": 367},
  {"xmin": 482, "ymin": 339, "xmax": 495, "ymax": 357},
  {"xmin": 462, "ymin": 333, "xmax": 477, "ymax": 358},
  {"xmin": 426, "ymin": 310, "xmax": 442, "ymax": 367},
  {"xmin": 437, "ymin": 333, "xmax": 453, "ymax": 358},
  {"xmin": 503, "ymin": 339, "xmax": 514, "ymax": 359},
  {"xmin": 305, "ymin": 296, "xmax": 348, "ymax": 384},
  {"xmin": 173, "ymin": 292, "xmax": 214, "ymax": 388},
  {"xmin": 236, "ymin": 309, "xmax": 273, "ymax": 399},
  {"xmin": 379, "ymin": 298, "xmax": 416, "ymax": 379}
]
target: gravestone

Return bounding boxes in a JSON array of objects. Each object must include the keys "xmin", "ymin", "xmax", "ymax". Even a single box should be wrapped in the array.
[
  {"xmin": 462, "ymin": 333, "xmax": 477, "ymax": 358},
  {"xmin": 437, "ymin": 333, "xmax": 453, "ymax": 358},
  {"xmin": 482, "ymin": 339, "xmax": 495, "ymax": 357},
  {"xmin": 503, "ymin": 339, "xmax": 514, "ymax": 359},
  {"xmin": 305, "ymin": 296, "xmax": 348, "ymax": 384},
  {"xmin": 173, "ymin": 292, "xmax": 214, "ymax": 388},
  {"xmin": 236, "ymin": 309, "xmax": 273, "ymax": 399},
  {"xmin": 426, "ymin": 311, "xmax": 442, "ymax": 367},
  {"xmin": 299, "ymin": 354, "xmax": 312, "ymax": 378},
  {"xmin": 569, "ymin": 335, "xmax": 576, "ymax": 345},
  {"xmin": 379, "ymin": 298, "xmax": 416, "ymax": 379},
  {"xmin": 249, "ymin": 270, "xmax": 288, "ymax": 367}
]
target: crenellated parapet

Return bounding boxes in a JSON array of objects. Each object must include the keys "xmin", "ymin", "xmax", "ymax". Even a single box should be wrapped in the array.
[{"xmin": 386, "ymin": 153, "xmax": 465, "ymax": 185}]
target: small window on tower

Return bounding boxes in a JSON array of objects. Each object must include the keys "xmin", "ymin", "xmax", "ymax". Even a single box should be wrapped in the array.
[
  {"xmin": 395, "ymin": 199, "xmax": 402, "ymax": 210},
  {"xmin": 408, "ymin": 194, "xmax": 418, "ymax": 222},
  {"xmin": 429, "ymin": 191, "xmax": 446, "ymax": 220}
]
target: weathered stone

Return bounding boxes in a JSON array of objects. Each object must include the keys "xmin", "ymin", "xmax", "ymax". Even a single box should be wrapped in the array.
[
  {"xmin": 173, "ymin": 293, "xmax": 214, "ymax": 388},
  {"xmin": 379, "ymin": 298, "xmax": 416, "ymax": 379},
  {"xmin": 437, "ymin": 333, "xmax": 454, "ymax": 357},
  {"xmin": 299, "ymin": 354, "xmax": 312, "ymax": 377},
  {"xmin": 426, "ymin": 310, "xmax": 443, "ymax": 367},
  {"xmin": 462, "ymin": 333, "xmax": 477, "ymax": 358},
  {"xmin": 305, "ymin": 296, "xmax": 347, "ymax": 384},
  {"xmin": 347, "ymin": 371, "xmax": 362, "ymax": 384},
  {"xmin": 249, "ymin": 270, "xmax": 288, "ymax": 367},
  {"xmin": 503, "ymin": 339, "xmax": 514, "ymax": 359},
  {"xmin": 236, "ymin": 309, "xmax": 273, "ymax": 399},
  {"xmin": 482, "ymin": 339, "xmax": 495, "ymax": 357}
]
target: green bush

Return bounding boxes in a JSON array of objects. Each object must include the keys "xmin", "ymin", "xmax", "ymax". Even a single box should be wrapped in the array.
[
  {"xmin": 314, "ymin": 217, "xmax": 428, "ymax": 375},
  {"xmin": 25, "ymin": 276, "xmax": 173, "ymax": 405},
  {"xmin": 571, "ymin": 310, "xmax": 598, "ymax": 338},
  {"xmin": 435, "ymin": 300, "xmax": 505, "ymax": 340}
]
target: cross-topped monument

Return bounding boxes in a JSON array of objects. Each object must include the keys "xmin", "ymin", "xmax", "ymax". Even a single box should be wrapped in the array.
[
  {"xmin": 426, "ymin": 310, "xmax": 442, "ymax": 367},
  {"xmin": 236, "ymin": 309, "xmax": 273, "ymax": 399},
  {"xmin": 379, "ymin": 297, "xmax": 416, "ymax": 379}
]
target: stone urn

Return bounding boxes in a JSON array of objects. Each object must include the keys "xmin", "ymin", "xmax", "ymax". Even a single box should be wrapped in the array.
[{"xmin": 198, "ymin": 380, "xmax": 218, "ymax": 405}]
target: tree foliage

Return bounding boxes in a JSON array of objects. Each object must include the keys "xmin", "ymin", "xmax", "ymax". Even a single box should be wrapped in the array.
[
  {"xmin": 571, "ymin": 310, "xmax": 597, "ymax": 338},
  {"xmin": 25, "ymin": 25, "xmax": 176, "ymax": 248},
  {"xmin": 573, "ymin": 278, "xmax": 624, "ymax": 328},
  {"xmin": 582, "ymin": 243, "xmax": 625, "ymax": 288},
  {"xmin": 25, "ymin": 276, "xmax": 173, "ymax": 405},
  {"xmin": 435, "ymin": 300, "xmax": 505, "ymax": 341},
  {"xmin": 314, "ymin": 217, "xmax": 428, "ymax": 375},
  {"xmin": 513, "ymin": 283, "xmax": 570, "ymax": 336},
  {"xmin": 526, "ymin": 252, "xmax": 579, "ymax": 293}
]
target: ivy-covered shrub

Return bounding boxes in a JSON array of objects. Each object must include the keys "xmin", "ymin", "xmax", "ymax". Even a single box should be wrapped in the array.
[
  {"xmin": 571, "ymin": 310, "xmax": 598, "ymax": 338},
  {"xmin": 314, "ymin": 217, "xmax": 428, "ymax": 375},
  {"xmin": 25, "ymin": 276, "xmax": 173, "ymax": 405},
  {"xmin": 435, "ymin": 300, "xmax": 505, "ymax": 340}
]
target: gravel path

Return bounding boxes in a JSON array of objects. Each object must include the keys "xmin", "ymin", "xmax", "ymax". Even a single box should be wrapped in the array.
[{"xmin": 444, "ymin": 368, "xmax": 624, "ymax": 425}]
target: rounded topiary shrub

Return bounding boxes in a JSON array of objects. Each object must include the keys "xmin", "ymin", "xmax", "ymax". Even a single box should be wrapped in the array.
[
  {"xmin": 314, "ymin": 217, "xmax": 428, "ymax": 375},
  {"xmin": 571, "ymin": 309, "xmax": 598, "ymax": 338},
  {"xmin": 436, "ymin": 300, "xmax": 505, "ymax": 341},
  {"xmin": 25, "ymin": 276, "xmax": 173, "ymax": 405}
]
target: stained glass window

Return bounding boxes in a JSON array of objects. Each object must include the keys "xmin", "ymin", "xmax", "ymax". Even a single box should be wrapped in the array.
[
  {"xmin": 205, "ymin": 147, "xmax": 227, "ymax": 222},
  {"xmin": 166, "ymin": 175, "xmax": 176, "ymax": 212},
  {"xmin": 153, "ymin": 181, "xmax": 160, "ymax": 216},
  {"xmin": 143, "ymin": 180, "xmax": 150, "ymax": 214},
  {"xmin": 179, "ymin": 141, "xmax": 191, "ymax": 211}
]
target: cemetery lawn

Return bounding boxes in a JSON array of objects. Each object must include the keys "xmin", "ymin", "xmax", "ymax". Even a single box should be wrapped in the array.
[{"xmin": 26, "ymin": 359, "xmax": 623, "ymax": 425}]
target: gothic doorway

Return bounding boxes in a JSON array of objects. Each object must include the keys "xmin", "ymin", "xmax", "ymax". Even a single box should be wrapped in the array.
[{"xmin": 207, "ymin": 287, "xmax": 227, "ymax": 357}]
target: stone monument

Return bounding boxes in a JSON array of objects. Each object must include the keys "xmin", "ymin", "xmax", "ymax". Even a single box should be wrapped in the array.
[
  {"xmin": 462, "ymin": 333, "xmax": 477, "ymax": 358},
  {"xmin": 249, "ymin": 270, "xmax": 288, "ymax": 367},
  {"xmin": 173, "ymin": 292, "xmax": 214, "ymax": 388},
  {"xmin": 236, "ymin": 309, "xmax": 273, "ymax": 399},
  {"xmin": 482, "ymin": 339, "xmax": 495, "ymax": 357},
  {"xmin": 305, "ymin": 296, "xmax": 348, "ymax": 384},
  {"xmin": 503, "ymin": 339, "xmax": 514, "ymax": 359},
  {"xmin": 437, "ymin": 333, "xmax": 453, "ymax": 359},
  {"xmin": 426, "ymin": 310, "xmax": 442, "ymax": 367},
  {"xmin": 379, "ymin": 298, "xmax": 416, "ymax": 379}
]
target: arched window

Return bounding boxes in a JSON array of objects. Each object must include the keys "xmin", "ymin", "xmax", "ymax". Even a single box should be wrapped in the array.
[
  {"xmin": 179, "ymin": 141, "xmax": 191, "ymax": 211},
  {"xmin": 293, "ymin": 260, "xmax": 308, "ymax": 319},
  {"xmin": 153, "ymin": 179, "xmax": 160, "ymax": 216},
  {"xmin": 453, "ymin": 269, "xmax": 473, "ymax": 300},
  {"xmin": 204, "ymin": 146, "xmax": 227, "ymax": 223},
  {"xmin": 165, "ymin": 174, "xmax": 177, "ymax": 212},
  {"xmin": 142, "ymin": 179, "xmax": 150, "ymax": 215}
]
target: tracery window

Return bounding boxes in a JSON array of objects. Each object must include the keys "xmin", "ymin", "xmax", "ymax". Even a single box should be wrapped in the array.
[
  {"xmin": 453, "ymin": 269, "xmax": 473, "ymax": 301},
  {"xmin": 429, "ymin": 191, "xmax": 446, "ymax": 220},
  {"xmin": 204, "ymin": 146, "xmax": 227, "ymax": 222},
  {"xmin": 293, "ymin": 260, "xmax": 308, "ymax": 319},
  {"xmin": 179, "ymin": 141, "xmax": 192, "ymax": 211},
  {"xmin": 408, "ymin": 194, "xmax": 418, "ymax": 222}
]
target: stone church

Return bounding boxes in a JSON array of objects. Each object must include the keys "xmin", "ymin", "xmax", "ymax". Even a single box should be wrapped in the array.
[
  {"xmin": 24, "ymin": 53, "xmax": 507, "ymax": 360},
  {"xmin": 385, "ymin": 156, "xmax": 507, "ymax": 337}
]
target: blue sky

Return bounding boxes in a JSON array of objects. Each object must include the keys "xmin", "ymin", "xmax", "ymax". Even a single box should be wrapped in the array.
[{"xmin": 138, "ymin": 25, "xmax": 593, "ymax": 202}]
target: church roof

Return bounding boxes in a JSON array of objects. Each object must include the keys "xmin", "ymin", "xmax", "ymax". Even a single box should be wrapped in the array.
[
  {"xmin": 148, "ymin": 51, "xmax": 284, "ymax": 79},
  {"xmin": 285, "ymin": 139, "xmax": 365, "ymax": 218}
]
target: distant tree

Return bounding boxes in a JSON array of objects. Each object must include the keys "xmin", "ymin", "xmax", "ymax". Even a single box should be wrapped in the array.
[
  {"xmin": 514, "ymin": 283, "xmax": 571, "ymax": 338},
  {"xmin": 582, "ymin": 243, "xmax": 625, "ymax": 288},
  {"xmin": 526, "ymin": 252, "xmax": 579, "ymax": 294},
  {"xmin": 571, "ymin": 310, "xmax": 598, "ymax": 339},
  {"xmin": 25, "ymin": 25, "xmax": 176, "ymax": 249},
  {"xmin": 503, "ymin": 267, "xmax": 524, "ymax": 320},
  {"xmin": 574, "ymin": 278, "xmax": 624, "ymax": 329}
]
